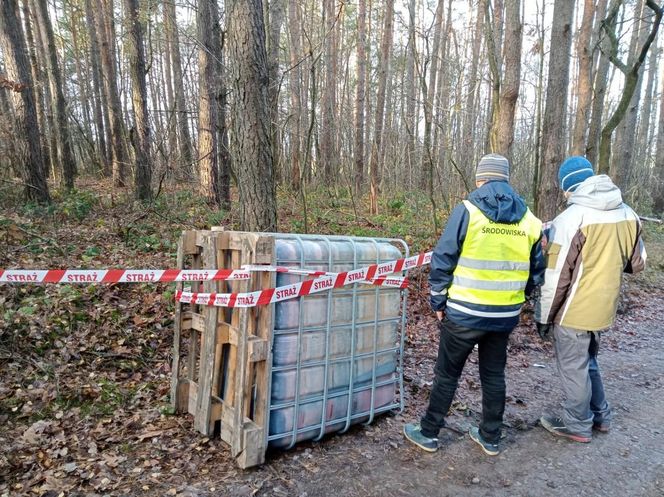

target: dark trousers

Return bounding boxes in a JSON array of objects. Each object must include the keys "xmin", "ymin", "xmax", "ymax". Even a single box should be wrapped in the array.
[{"xmin": 420, "ymin": 319, "xmax": 510, "ymax": 443}]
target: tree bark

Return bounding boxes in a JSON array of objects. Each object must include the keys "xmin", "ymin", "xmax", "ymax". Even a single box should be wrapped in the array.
[
  {"xmin": 164, "ymin": 0, "xmax": 194, "ymax": 172},
  {"xmin": 228, "ymin": 0, "xmax": 277, "ymax": 231},
  {"xmin": 287, "ymin": 0, "xmax": 303, "ymax": 191},
  {"xmin": 95, "ymin": 0, "xmax": 128, "ymax": 187},
  {"xmin": 585, "ymin": 0, "xmax": 609, "ymax": 164},
  {"xmin": 197, "ymin": 0, "xmax": 220, "ymax": 205},
  {"xmin": 490, "ymin": 0, "xmax": 522, "ymax": 159},
  {"xmin": 321, "ymin": 0, "xmax": 339, "ymax": 182},
  {"xmin": 570, "ymin": 0, "xmax": 596, "ymax": 155},
  {"xmin": 33, "ymin": 0, "xmax": 76, "ymax": 189},
  {"xmin": 0, "ymin": 0, "xmax": 49, "ymax": 202},
  {"xmin": 421, "ymin": 0, "xmax": 444, "ymax": 194},
  {"xmin": 266, "ymin": 0, "xmax": 285, "ymax": 182},
  {"xmin": 537, "ymin": 0, "xmax": 575, "ymax": 221},
  {"xmin": 368, "ymin": 0, "xmax": 394, "ymax": 214},
  {"xmin": 404, "ymin": 0, "xmax": 417, "ymax": 187},
  {"xmin": 654, "ymin": 49, "xmax": 664, "ymax": 215},
  {"xmin": 353, "ymin": 0, "xmax": 367, "ymax": 194},
  {"xmin": 124, "ymin": 0, "xmax": 152, "ymax": 201}
]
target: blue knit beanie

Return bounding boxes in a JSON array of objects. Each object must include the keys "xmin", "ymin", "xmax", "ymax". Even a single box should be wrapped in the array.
[{"xmin": 558, "ymin": 156, "xmax": 594, "ymax": 193}]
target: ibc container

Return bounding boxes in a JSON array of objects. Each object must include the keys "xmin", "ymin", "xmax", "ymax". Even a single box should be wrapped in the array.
[{"xmin": 267, "ymin": 234, "xmax": 408, "ymax": 449}]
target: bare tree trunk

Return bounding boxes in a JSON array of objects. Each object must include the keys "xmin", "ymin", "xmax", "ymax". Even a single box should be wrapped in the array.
[
  {"xmin": 421, "ymin": 0, "xmax": 444, "ymax": 195},
  {"xmin": 211, "ymin": 0, "xmax": 230, "ymax": 209},
  {"xmin": 490, "ymin": 0, "xmax": 522, "ymax": 159},
  {"xmin": 95, "ymin": 0, "xmax": 128, "ymax": 187},
  {"xmin": 570, "ymin": 0, "xmax": 595, "ymax": 155},
  {"xmin": 34, "ymin": 0, "xmax": 77, "ymax": 189},
  {"xmin": 368, "ymin": 0, "xmax": 394, "ymax": 214},
  {"xmin": 585, "ymin": 0, "xmax": 609, "ymax": 164},
  {"xmin": 611, "ymin": 1, "xmax": 651, "ymax": 189},
  {"xmin": 266, "ymin": 0, "xmax": 285, "ymax": 183},
  {"xmin": 654, "ymin": 50, "xmax": 664, "ymax": 215},
  {"xmin": 598, "ymin": 0, "xmax": 663, "ymax": 177},
  {"xmin": 404, "ymin": 0, "xmax": 417, "ymax": 186},
  {"xmin": 460, "ymin": 7, "xmax": 484, "ymax": 173},
  {"xmin": 164, "ymin": 0, "xmax": 194, "ymax": 171},
  {"xmin": 287, "ymin": 0, "xmax": 303, "ymax": 191},
  {"xmin": 321, "ymin": 0, "xmax": 339, "ymax": 182},
  {"xmin": 197, "ymin": 0, "xmax": 220, "ymax": 205},
  {"xmin": 353, "ymin": 0, "xmax": 367, "ymax": 194},
  {"xmin": 537, "ymin": 0, "xmax": 575, "ymax": 221},
  {"xmin": 228, "ymin": 0, "xmax": 277, "ymax": 231},
  {"xmin": 0, "ymin": 0, "xmax": 49, "ymax": 202},
  {"xmin": 124, "ymin": 0, "xmax": 151, "ymax": 201},
  {"xmin": 20, "ymin": 0, "xmax": 50, "ymax": 180},
  {"xmin": 635, "ymin": 45, "xmax": 659, "ymax": 171}
]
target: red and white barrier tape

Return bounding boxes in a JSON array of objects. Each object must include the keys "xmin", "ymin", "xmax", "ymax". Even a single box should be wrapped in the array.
[
  {"xmin": 176, "ymin": 275, "xmax": 410, "ymax": 308},
  {"xmin": 0, "ymin": 251, "xmax": 433, "ymax": 307}
]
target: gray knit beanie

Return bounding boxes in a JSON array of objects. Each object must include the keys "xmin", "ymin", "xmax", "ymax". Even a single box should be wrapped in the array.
[{"xmin": 476, "ymin": 153, "xmax": 510, "ymax": 182}]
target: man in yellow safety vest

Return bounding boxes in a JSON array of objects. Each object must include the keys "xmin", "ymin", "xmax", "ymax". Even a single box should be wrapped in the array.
[{"xmin": 404, "ymin": 153, "xmax": 545, "ymax": 455}]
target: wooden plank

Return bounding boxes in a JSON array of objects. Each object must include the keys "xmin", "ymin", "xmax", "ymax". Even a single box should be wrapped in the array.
[
  {"xmin": 195, "ymin": 233, "xmax": 220, "ymax": 436},
  {"xmin": 188, "ymin": 382, "xmax": 198, "ymax": 415},
  {"xmin": 237, "ymin": 423, "xmax": 266, "ymax": 468},
  {"xmin": 170, "ymin": 232, "xmax": 186, "ymax": 411},
  {"xmin": 181, "ymin": 230, "xmax": 199, "ymax": 255},
  {"xmin": 247, "ymin": 337, "xmax": 268, "ymax": 362},
  {"xmin": 181, "ymin": 311, "xmax": 205, "ymax": 332}
]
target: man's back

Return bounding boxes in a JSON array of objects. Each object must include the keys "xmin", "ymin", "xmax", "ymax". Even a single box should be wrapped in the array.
[{"xmin": 538, "ymin": 175, "xmax": 646, "ymax": 330}]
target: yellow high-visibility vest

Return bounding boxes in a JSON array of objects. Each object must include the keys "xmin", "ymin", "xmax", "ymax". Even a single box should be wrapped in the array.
[{"xmin": 448, "ymin": 200, "xmax": 542, "ymax": 306}]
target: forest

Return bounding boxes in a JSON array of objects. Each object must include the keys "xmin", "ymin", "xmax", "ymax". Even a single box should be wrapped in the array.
[{"xmin": 1, "ymin": 0, "xmax": 664, "ymax": 496}]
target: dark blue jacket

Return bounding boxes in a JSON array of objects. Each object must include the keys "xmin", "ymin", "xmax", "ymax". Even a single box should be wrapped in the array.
[{"xmin": 429, "ymin": 181, "xmax": 545, "ymax": 331}]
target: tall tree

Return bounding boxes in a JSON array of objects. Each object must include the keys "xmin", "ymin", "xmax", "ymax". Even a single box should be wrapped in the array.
[
  {"xmin": 654, "ymin": 46, "xmax": 664, "ymax": 215},
  {"xmin": 287, "ymin": 0, "xmax": 303, "ymax": 191},
  {"xmin": 164, "ymin": 0, "xmax": 194, "ymax": 171},
  {"xmin": 598, "ymin": 0, "xmax": 663, "ymax": 177},
  {"xmin": 404, "ymin": 0, "xmax": 417, "ymax": 184},
  {"xmin": 124, "ymin": 0, "xmax": 152, "ymax": 200},
  {"xmin": 95, "ymin": 0, "xmax": 129, "ymax": 187},
  {"xmin": 321, "ymin": 0, "xmax": 339, "ymax": 182},
  {"xmin": 34, "ymin": 0, "xmax": 77, "ymax": 189},
  {"xmin": 368, "ymin": 0, "xmax": 394, "ymax": 214},
  {"xmin": 537, "ymin": 0, "xmax": 575, "ymax": 220},
  {"xmin": 266, "ymin": 0, "xmax": 285, "ymax": 178},
  {"xmin": 570, "ymin": 0, "xmax": 596, "ymax": 155},
  {"xmin": 585, "ymin": 0, "xmax": 609, "ymax": 164},
  {"xmin": 353, "ymin": 0, "xmax": 367, "ymax": 194},
  {"xmin": 421, "ymin": 0, "xmax": 444, "ymax": 195},
  {"xmin": 197, "ymin": 0, "xmax": 221, "ymax": 204},
  {"xmin": 488, "ymin": 0, "xmax": 522, "ymax": 159},
  {"xmin": 0, "ymin": 0, "xmax": 49, "ymax": 202},
  {"xmin": 228, "ymin": 0, "xmax": 277, "ymax": 231}
]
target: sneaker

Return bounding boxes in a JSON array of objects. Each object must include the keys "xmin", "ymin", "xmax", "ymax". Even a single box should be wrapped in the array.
[
  {"xmin": 540, "ymin": 415, "xmax": 591, "ymax": 443},
  {"xmin": 469, "ymin": 426, "xmax": 500, "ymax": 456},
  {"xmin": 403, "ymin": 423, "xmax": 438, "ymax": 452},
  {"xmin": 592, "ymin": 421, "xmax": 610, "ymax": 433}
]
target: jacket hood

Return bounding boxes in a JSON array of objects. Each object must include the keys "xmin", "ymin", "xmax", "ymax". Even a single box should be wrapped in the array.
[
  {"xmin": 468, "ymin": 181, "xmax": 527, "ymax": 223},
  {"xmin": 567, "ymin": 174, "xmax": 623, "ymax": 211}
]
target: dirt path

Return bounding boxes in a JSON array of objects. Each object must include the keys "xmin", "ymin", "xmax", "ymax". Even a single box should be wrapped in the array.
[
  {"xmin": 287, "ymin": 326, "xmax": 664, "ymax": 497},
  {"xmin": 206, "ymin": 285, "xmax": 664, "ymax": 497}
]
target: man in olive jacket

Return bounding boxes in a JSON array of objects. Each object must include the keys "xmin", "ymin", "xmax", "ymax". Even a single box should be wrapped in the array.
[{"xmin": 536, "ymin": 156, "xmax": 647, "ymax": 442}]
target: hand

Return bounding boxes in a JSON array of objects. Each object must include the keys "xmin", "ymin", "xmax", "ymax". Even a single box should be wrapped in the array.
[
  {"xmin": 436, "ymin": 311, "xmax": 445, "ymax": 322},
  {"xmin": 536, "ymin": 322, "xmax": 552, "ymax": 340}
]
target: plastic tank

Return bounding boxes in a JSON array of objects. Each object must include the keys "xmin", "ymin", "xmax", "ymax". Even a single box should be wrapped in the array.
[{"xmin": 267, "ymin": 234, "xmax": 408, "ymax": 449}]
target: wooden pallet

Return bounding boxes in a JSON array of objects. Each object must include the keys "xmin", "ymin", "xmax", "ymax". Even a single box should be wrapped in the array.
[{"xmin": 170, "ymin": 229, "xmax": 275, "ymax": 468}]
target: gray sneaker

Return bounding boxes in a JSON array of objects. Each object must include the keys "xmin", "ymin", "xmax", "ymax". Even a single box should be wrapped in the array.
[
  {"xmin": 469, "ymin": 426, "xmax": 500, "ymax": 456},
  {"xmin": 403, "ymin": 423, "xmax": 438, "ymax": 452}
]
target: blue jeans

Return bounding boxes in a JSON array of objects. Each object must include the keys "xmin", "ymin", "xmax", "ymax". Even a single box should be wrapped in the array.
[
  {"xmin": 420, "ymin": 319, "xmax": 510, "ymax": 443},
  {"xmin": 553, "ymin": 325, "xmax": 612, "ymax": 436}
]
